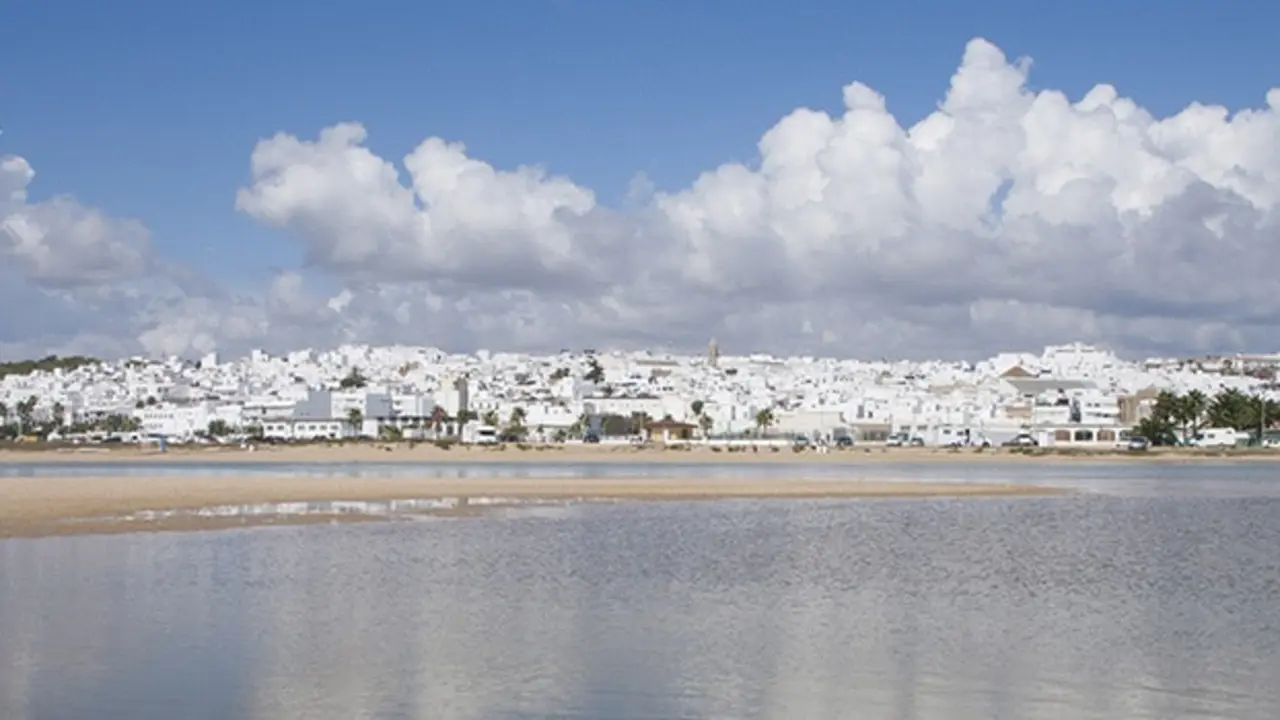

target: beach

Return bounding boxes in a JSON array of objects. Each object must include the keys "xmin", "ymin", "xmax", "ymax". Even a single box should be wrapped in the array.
[
  {"xmin": 0, "ymin": 473, "xmax": 1061, "ymax": 538},
  {"xmin": 1, "ymin": 441, "xmax": 1276, "ymax": 465}
]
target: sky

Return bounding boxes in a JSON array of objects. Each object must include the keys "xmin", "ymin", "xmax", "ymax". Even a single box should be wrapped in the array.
[{"xmin": 2, "ymin": 0, "xmax": 1279, "ymax": 361}]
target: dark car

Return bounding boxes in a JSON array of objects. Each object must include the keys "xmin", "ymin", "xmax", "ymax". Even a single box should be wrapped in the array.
[
  {"xmin": 1126, "ymin": 435, "xmax": 1150, "ymax": 452},
  {"xmin": 835, "ymin": 435, "xmax": 853, "ymax": 448},
  {"xmin": 582, "ymin": 433, "xmax": 600, "ymax": 444},
  {"xmin": 1002, "ymin": 434, "xmax": 1038, "ymax": 447}
]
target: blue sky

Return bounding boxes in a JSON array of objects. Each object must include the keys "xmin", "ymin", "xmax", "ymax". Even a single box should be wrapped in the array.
[{"xmin": 4, "ymin": 0, "xmax": 1278, "ymax": 290}]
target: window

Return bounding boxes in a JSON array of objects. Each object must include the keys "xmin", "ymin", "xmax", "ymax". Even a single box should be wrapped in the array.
[{"xmin": 1073, "ymin": 429, "xmax": 1094, "ymax": 442}]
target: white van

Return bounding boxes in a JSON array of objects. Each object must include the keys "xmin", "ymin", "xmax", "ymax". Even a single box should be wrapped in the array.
[{"xmin": 1190, "ymin": 427, "xmax": 1244, "ymax": 447}]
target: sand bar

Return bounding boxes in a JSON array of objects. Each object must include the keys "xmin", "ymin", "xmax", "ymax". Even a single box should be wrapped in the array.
[
  {"xmin": 0, "ymin": 474, "xmax": 1061, "ymax": 538},
  {"xmin": 2, "ymin": 443, "xmax": 1277, "ymax": 465}
]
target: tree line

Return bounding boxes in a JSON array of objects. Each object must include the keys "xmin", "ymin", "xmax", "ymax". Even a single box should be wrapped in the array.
[
  {"xmin": 0, "ymin": 397, "xmax": 141, "ymax": 440},
  {"xmin": 1135, "ymin": 389, "xmax": 1278, "ymax": 446},
  {"xmin": 0, "ymin": 355, "xmax": 100, "ymax": 379}
]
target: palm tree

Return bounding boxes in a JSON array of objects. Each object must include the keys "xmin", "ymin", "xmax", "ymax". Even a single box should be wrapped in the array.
[
  {"xmin": 1152, "ymin": 390, "xmax": 1176, "ymax": 418},
  {"xmin": 16, "ymin": 396, "xmax": 38, "ymax": 434},
  {"xmin": 754, "ymin": 408, "xmax": 775, "ymax": 436},
  {"xmin": 504, "ymin": 407, "xmax": 528, "ymax": 439},
  {"xmin": 429, "ymin": 406, "xmax": 448, "ymax": 436},
  {"xmin": 1176, "ymin": 390, "xmax": 1209, "ymax": 442},
  {"xmin": 1207, "ymin": 389, "xmax": 1252, "ymax": 430},
  {"xmin": 345, "ymin": 408, "xmax": 364, "ymax": 438},
  {"xmin": 482, "ymin": 409, "xmax": 500, "ymax": 427},
  {"xmin": 690, "ymin": 400, "xmax": 712, "ymax": 438}
]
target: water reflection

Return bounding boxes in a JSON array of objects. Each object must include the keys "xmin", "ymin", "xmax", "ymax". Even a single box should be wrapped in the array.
[{"xmin": 3, "ymin": 495, "xmax": 1280, "ymax": 719}]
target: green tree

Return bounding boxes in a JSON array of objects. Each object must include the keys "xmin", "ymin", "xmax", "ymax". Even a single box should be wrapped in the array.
[
  {"xmin": 699, "ymin": 413, "xmax": 714, "ymax": 437},
  {"xmin": 1176, "ymin": 390, "xmax": 1209, "ymax": 441},
  {"xmin": 345, "ymin": 408, "xmax": 364, "ymax": 437},
  {"xmin": 339, "ymin": 368, "xmax": 368, "ymax": 389},
  {"xmin": 503, "ymin": 407, "xmax": 528, "ymax": 439},
  {"xmin": 16, "ymin": 396, "xmax": 38, "ymax": 432},
  {"xmin": 690, "ymin": 400, "xmax": 711, "ymax": 438},
  {"xmin": 207, "ymin": 419, "xmax": 231, "ymax": 437},
  {"xmin": 754, "ymin": 408, "xmax": 775, "ymax": 435},
  {"xmin": 482, "ymin": 409, "xmax": 500, "ymax": 427},
  {"xmin": 51, "ymin": 402, "xmax": 66, "ymax": 428},
  {"xmin": 0, "ymin": 401, "xmax": 9, "ymax": 426},
  {"xmin": 1207, "ymin": 389, "xmax": 1253, "ymax": 430},
  {"xmin": 102, "ymin": 414, "xmax": 140, "ymax": 434},
  {"xmin": 1134, "ymin": 415, "xmax": 1176, "ymax": 446},
  {"xmin": 584, "ymin": 359, "xmax": 605, "ymax": 384}
]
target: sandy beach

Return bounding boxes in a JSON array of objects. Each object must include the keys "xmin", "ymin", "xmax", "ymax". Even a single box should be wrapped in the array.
[
  {"xmin": 0, "ymin": 474, "xmax": 1061, "ymax": 539},
  {"xmin": 1, "ymin": 441, "xmax": 1276, "ymax": 465}
]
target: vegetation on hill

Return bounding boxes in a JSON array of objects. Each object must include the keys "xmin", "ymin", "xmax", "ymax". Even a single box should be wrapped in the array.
[
  {"xmin": 0, "ymin": 355, "xmax": 100, "ymax": 378},
  {"xmin": 338, "ymin": 367, "xmax": 368, "ymax": 389}
]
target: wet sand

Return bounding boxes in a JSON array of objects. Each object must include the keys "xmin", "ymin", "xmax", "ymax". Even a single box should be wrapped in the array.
[
  {"xmin": 0, "ymin": 475, "xmax": 1061, "ymax": 538},
  {"xmin": 2, "ymin": 442, "xmax": 1276, "ymax": 465}
]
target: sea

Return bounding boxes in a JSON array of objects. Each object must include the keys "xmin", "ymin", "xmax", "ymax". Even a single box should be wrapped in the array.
[{"xmin": 2, "ymin": 460, "xmax": 1278, "ymax": 719}]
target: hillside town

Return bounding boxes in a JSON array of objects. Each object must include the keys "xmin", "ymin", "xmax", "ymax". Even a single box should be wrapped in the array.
[{"xmin": 1, "ymin": 342, "xmax": 1279, "ymax": 449}]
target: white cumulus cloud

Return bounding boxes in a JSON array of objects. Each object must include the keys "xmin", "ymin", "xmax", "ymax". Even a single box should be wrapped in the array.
[
  {"xmin": 5, "ymin": 37, "xmax": 1280, "ymax": 359},
  {"xmin": 225, "ymin": 37, "xmax": 1280, "ymax": 358}
]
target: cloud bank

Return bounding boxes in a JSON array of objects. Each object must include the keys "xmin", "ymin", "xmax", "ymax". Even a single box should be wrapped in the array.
[{"xmin": 5, "ymin": 38, "xmax": 1279, "ymax": 359}]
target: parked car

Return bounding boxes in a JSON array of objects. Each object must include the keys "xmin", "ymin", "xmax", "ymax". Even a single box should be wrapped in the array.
[
  {"xmin": 1127, "ymin": 435, "xmax": 1151, "ymax": 452},
  {"xmin": 1002, "ymin": 434, "xmax": 1038, "ymax": 447},
  {"xmin": 582, "ymin": 433, "xmax": 600, "ymax": 444},
  {"xmin": 835, "ymin": 435, "xmax": 854, "ymax": 448}
]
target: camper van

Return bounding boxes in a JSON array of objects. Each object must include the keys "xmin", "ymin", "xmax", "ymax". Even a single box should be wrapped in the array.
[{"xmin": 1190, "ymin": 427, "xmax": 1245, "ymax": 448}]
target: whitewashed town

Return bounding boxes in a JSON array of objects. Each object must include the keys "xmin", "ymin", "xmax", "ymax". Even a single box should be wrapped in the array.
[{"xmin": 1, "ymin": 341, "xmax": 1279, "ymax": 450}]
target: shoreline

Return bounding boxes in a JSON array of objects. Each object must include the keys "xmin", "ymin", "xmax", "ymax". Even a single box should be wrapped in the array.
[
  {"xmin": 0, "ymin": 475, "xmax": 1062, "ymax": 539},
  {"xmin": 2, "ymin": 442, "xmax": 1277, "ymax": 465}
]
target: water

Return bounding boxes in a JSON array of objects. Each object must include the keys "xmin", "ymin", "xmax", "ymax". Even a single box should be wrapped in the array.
[
  {"xmin": 3, "ymin": 458, "xmax": 1279, "ymax": 497},
  {"xmin": 3, "ymin": 463, "xmax": 1280, "ymax": 719}
]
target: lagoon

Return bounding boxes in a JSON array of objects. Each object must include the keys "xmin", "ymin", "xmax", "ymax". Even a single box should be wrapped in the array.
[{"xmin": 2, "ymin": 462, "xmax": 1279, "ymax": 718}]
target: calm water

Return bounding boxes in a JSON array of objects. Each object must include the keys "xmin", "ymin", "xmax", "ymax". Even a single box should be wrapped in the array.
[
  {"xmin": 3, "ymin": 458, "xmax": 1280, "ymax": 497},
  {"xmin": 3, "ymin": 463, "xmax": 1280, "ymax": 719}
]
